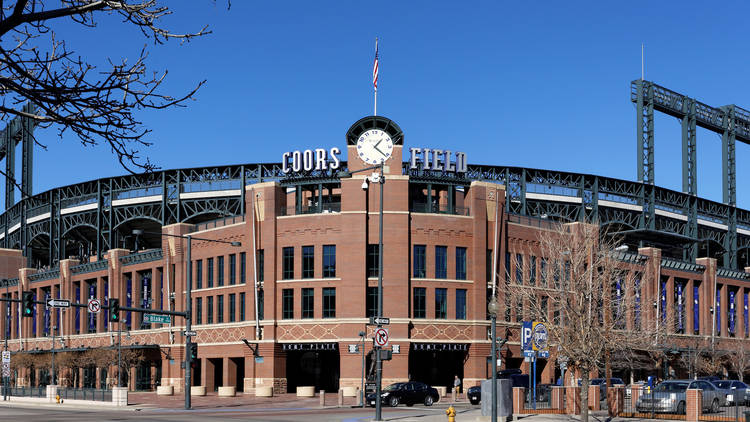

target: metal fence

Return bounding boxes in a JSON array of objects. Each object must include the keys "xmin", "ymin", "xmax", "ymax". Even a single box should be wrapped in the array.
[
  {"xmin": 3, "ymin": 386, "xmax": 45, "ymax": 398},
  {"xmin": 522, "ymin": 385, "xmax": 564, "ymax": 413},
  {"xmin": 618, "ymin": 386, "xmax": 750, "ymax": 421},
  {"xmin": 58, "ymin": 388, "xmax": 112, "ymax": 402}
]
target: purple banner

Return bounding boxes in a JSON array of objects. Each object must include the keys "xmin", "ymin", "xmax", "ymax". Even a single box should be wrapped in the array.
[
  {"xmin": 126, "ymin": 277, "xmax": 132, "ymax": 327},
  {"xmin": 677, "ymin": 283, "xmax": 683, "ymax": 331},
  {"xmin": 660, "ymin": 281, "xmax": 667, "ymax": 322},
  {"xmin": 75, "ymin": 287, "xmax": 80, "ymax": 332},
  {"xmin": 104, "ymin": 283, "xmax": 109, "ymax": 323},
  {"xmin": 716, "ymin": 290, "xmax": 721, "ymax": 334},
  {"xmin": 88, "ymin": 284, "xmax": 96, "ymax": 332},
  {"xmin": 634, "ymin": 277, "xmax": 641, "ymax": 327},
  {"xmin": 745, "ymin": 293, "xmax": 749, "ymax": 337},
  {"xmin": 44, "ymin": 292, "xmax": 50, "ymax": 336},
  {"xmin": 694, "ymin": 286, "xmax": 699, "ymax": 333},
  {"xmin": 729, "ymin": 291, "xmax": 736, "ymax": 334}
]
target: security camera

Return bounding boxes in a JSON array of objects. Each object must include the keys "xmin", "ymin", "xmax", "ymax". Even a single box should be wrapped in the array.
[{"xmin": 361, "ymin": 180, "xmax": 370, "ymax": 190}]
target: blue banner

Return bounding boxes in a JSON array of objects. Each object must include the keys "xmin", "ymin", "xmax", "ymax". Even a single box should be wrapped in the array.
[
  {"xmin": 635, "ymin": 277, "xmax": 641, "ymax": 327},
  {"xmin": 75, "ymin": 287, "xmax": 80, "ymax": 332},
  {"xmin": 32, "ymin": 292, "xmax": 36, "ymax": 336},
  {"xmin": 677, "ymin": 283, "xmax": 683, "ymax": 332},
  {"xmin": 716, "ymin": 290, "xmax": 721, "ymax": 333},
  {"xmin": 745, "ymin": 293, "xmax": 749, "ymax": 337},
  {"xmin": 694, "ymin": 286, "xmax": 700, "ymax": 333},
  {"xmin": 104, "ymin": 283, "xmax": 109, "ymax": 323},
  {"xmin": 89, "ymin": 283, "xmax": 96, "ymax": 332},
  {"xmin": 141, "ymin": 274, "xmax": 150, "ymax": 328},
  {"xmin": 660, "ymin": 281, "xmax": 667, "ymax": 322},
  {"xmin": 126, "ymin": 276, "xmax": 132, "ymax": 328},
  {"xmin": 44, "ymin": 292, "xmax": 50, "ymax": 336},
  {"xmin": 729, "ymin": 291, "xmax": 736, "ymax": 335}
]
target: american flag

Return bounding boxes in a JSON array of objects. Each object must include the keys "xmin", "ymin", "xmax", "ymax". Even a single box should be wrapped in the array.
[{"xmin": 373, "ymin": 39, "xmax": 379, "ymax": 91}]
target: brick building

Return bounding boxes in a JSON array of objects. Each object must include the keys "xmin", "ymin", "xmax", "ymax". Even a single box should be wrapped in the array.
[{"xmin": 0, "ymin": 115, "xmax": 749, "ymax": 394}]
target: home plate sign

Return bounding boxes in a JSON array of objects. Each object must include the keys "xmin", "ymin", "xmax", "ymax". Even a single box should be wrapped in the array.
[{"xmin": 374, "ymin": 327, "xmax": 389, "ymax": 347}]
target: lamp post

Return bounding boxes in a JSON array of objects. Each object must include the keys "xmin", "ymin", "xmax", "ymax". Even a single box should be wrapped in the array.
[
  {"xmin": 338, "ymin": 162, "xmax": 385, "ymax": 420},
  {"xmin": 133, "ymin": 229, "xmax": 240, "ymax": 410},
  {"xmin": 488, "ymin": 297, "xmax": 500, "ymax": 422},
  {"xmin": 359, "ymin": 330, "xmax": 366, "ymax": 407},
  {"xmin": 4, "ymin": 278, "xmax": 8, "ymax": 401}
]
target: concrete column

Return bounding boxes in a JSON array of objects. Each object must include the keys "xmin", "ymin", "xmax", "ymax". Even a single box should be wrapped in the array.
[
  {"xmin": 224, "ymin": 356, "xmax": 237, "ymax": 389},
  {"xmin": 202, "ymin": 358, "xmax": 215, "ymax": 392}
]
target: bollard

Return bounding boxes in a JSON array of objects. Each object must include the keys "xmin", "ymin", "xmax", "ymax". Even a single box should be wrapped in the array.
[
  {"xmin": 445, "ymin": 405, "xmax": 456, "ymax": 422},
  {"xmin": 338, "ymin": 388, "xmax": 344, "ymax": 407},
  {"xmin": 319, "ymin": 390, "xmax": 325, "ymax": 407}
]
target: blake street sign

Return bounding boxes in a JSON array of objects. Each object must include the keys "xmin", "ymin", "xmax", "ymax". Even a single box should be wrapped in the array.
[{"xmin": 143, "ymin": 313, "xmax": 171, "ymax": 324}]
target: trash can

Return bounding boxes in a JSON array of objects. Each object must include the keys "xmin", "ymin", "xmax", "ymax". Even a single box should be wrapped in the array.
[{"xmin": 481, "ymin": 379, "xmax": 513, "ymax": 417}]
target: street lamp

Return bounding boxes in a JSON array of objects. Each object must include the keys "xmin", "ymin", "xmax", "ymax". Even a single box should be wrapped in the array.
[
  {"xmin": 488, "ymin": 296, "xmax": 500, "ymax": 422},
  {"xmin": 359, "ymin": 330, "xmax": 366, "ymax": 407},
  {"xmin": 338, "ymin": 163, "xmax": 385, "ymax": 420},
  {"xmin": 133, "ymin": 229, "xmax": 241, "ymax": 410}
]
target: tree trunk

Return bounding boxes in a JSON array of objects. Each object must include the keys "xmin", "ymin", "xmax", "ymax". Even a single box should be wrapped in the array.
[{"xmin": 581, "ymin": 373, "xmax": 590, "ymax": 422}]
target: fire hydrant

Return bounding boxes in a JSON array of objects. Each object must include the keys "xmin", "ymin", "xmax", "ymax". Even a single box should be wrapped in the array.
[
  {"xmin": 445, "ymin": 405, "xmax": 456, "ymax": 422},
  {"xmin": 55, "ymin": 394, "xmax": 61, "ymax": 404}
]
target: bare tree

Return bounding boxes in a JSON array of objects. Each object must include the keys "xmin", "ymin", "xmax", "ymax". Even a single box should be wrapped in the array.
[
  {"xmin": 727, "ymin": 339, "xmax": 750, "ymax": 382},
  {"xmin": 0, "ymin": 1, "xmax": 214, "ymax": 179},
  {"xmin": 500, "ymin": 222, "xmax": 659, "ymax": 422}
]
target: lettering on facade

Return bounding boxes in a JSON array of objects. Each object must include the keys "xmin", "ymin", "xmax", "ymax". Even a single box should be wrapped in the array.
[
  {"xmin": 411, "ymin": 343, "xmax": 469, "ymax": 351},
  {"xmin": 282, "ymin": 148, "xmax": 341, "ymax": 174},
  {"xmin": 281, "ymin": 342, "xmax": 338, "ymax": 351},
  {"xmin": 409, "ymin": 148, "xmax": 467, "ymax": 173}
]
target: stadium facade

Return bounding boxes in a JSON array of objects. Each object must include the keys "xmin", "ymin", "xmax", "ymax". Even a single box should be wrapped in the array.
[{"xmin": 1, "ymin": 87, "xmax": 750, "ymax": 393}]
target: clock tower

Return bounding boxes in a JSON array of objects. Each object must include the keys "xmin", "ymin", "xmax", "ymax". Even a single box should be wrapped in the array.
[{"xmin": 345, "ymin": 115, "xmax": 404, "ymax": 175}]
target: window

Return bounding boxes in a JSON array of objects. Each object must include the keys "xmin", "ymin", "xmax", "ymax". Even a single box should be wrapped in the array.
[
  {"xmin": 456, "ymin": 289, "xmax": 466, "ymax": 319},
  {"xmin": 240, "ymin": 292, "xmax": 246, "ymax": 321},
  {"xmin": 257, "ymin": 289, "xmax": 264, "ymax": 320},
  {"xmin": 515, "ymin": 254, "xmax": 523, "ymax": 284},
  {"xmin": 302, "ymin": 288, "xmax": 314, "ymax": 319},
  {"xmin": 196, "ymin": 260, "xmax": 203, "ymax": 290},
  {"xmin": 367, "ymin": 245, "xmax": 380, "ymax": 277},
  {"xmin": 302, "ymin": 246, "xmax": 314, "ymax": 279},
  {"xmin": 282, "ymin": 247, "xmax": 294, "ymax": 280},
  {"xmin": 217, "ymin": 256, "xmax": 224, "ymax": 287},
  {"xmin": 413, "ymin": 287, "xmax": 426, "ymax": 318},
  {"xmin": 240, "ymin": 252, "xmax": 247, "ymax": 284},
  {"xmin": 456, "ymin": 247, "xmax": 467, "ymax": 280},
  {"xmin": 207, "ymin": 296, "xmax": 214, "ymax": 324},
  {"xmin": 366, "ymin": 287, "xmax": 378, "ymax": 317},
  {"xmin": 217, "ymin": 295, "xmax": 224, "ymax": 323},
  {"xmin": 435, "ymin": 288, "xmax": 447, "ymax": 319},
  {"xmin": 413, "ymin": 245, "xmax": 426, "ymax": 278},
  {"xmin": 195, "ymin": 298, "xmax": 202, "ymax": 324},
  {"xmin": 257, "ymin": 249, "xmax": 264, "ymax": 282},
  {"xmin": 323, "ymin": 245, "xmax": 336, "ymax": 278},
  {"xmin": 229, "ymin": 254, "xmax": 236, "ymax": 285},
  {"xmin": 229, "ymin": 293, "xmax": 236, "ymax": 323},
  {"xmin": 323, "ymin": 288, "xmax": 336, "ymax": 318},
  {"xmin": 529, "ymin": 256, "xmax": 536, "ymax": 285},
  {"xmin": 207, "ymin": 258, "xmax": 214, "ymax": 288},
  {"xmin": 282, "ymin": 289, "xmax": 294, "ymax": 319},
  {"xmin": 435, "ymin": 246, "xmax": 447, "ymax": 279},
  {"xmin": 540, "ymin": 258, "xmax": 547, "ymax": 286},
  {"xmin": 505, "ymin": 252, "xmax": 511, "ymax": 281},
  {"xmin": 487, "ymin": 249, "xmax": 493, "ymax": 282}
]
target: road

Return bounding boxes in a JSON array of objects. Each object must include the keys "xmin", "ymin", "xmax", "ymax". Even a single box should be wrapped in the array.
[{"xmin": 0, "ymin": 402, "xmax": 479, "ymax": 422}]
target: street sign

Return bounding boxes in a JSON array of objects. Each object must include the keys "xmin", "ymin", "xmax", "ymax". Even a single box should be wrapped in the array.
[
  {"xmin": 183, "ymin": 330, "xmax": 197, "ymax": 337},
  {"xmin": 2, "ymin": 362, "xmax": 8, "ymax": 377},
  {"xmin": 521, "ymin": 321, "xmax": 533, "ymax": 351},
  {"xmin": 46, "ymin": 299, "xmax": 70, "ymax": 308},
  {"xmin": 531, "ymin": 322, "xmax": 549, "ymax": 352},
  {"xmin": 371, "ymin": 317, "xmax": 390, "ymax": 325},
  {"xmin": 523, "ymin": 349, "xmax": 536, "ymax": 358},
  {"xmin": 1, "ymin": 351, "xmax": 9, "ymax": 363},
  {"xmin": 87, "ymin": 298, "xmax": 101, "ymax": 313},
  {"xmin": 374, "ymin": 327, "xmax": 389, "ymax": 347},
  {"xmin": 143, "ymin": 313, "xmax": 171, "ymax": 324},
  {"xmin": 538, "ymin": 350, "xmax": 550, "ymax": 358}
]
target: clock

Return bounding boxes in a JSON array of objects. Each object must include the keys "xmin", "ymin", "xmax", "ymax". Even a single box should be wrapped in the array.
[{"xmin": 356, "ymin": 129, "xmax": 393, "ymax": 165}]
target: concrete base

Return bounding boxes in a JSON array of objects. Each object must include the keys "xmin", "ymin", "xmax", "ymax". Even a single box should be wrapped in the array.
[
  {"xmin": 435, "ymin": 386, "xmax": 447, "ymax": 397},
  {"xmin": 190, "ymin": 386, "xmax": 206, "ymax": 396},
  {"xmin": 156, "ymin": 386, "xmax": 174, "ymax": 396},
  {"xmin": 296, "ymin": 386, "xmax": 315, "ymax": 397},
  {"xmin": 255, "ymin": 386, "xmax": 273, "ymax": 397},
  {"xmin": 45, "ymin": 385, "xmax": 58, "ymax": 403},
  {"xmin": 342, "ymin": 386, "xmax": 358, "ymax": 397},
  {"xmin": 112, "ymin": 387, "xmax": 128, "ymax": 407},
  {"xmin": 218, "ymin": 386, "xmax": 236, "ymax": 397}
]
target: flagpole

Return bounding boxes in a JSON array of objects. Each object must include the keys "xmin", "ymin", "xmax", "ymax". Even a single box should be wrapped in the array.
[{"xmin": 374, "ymin": 37, "xmax": 378, "ymax": 116}]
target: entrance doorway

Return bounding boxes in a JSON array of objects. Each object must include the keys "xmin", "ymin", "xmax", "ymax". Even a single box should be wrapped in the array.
[
  {"xmin": 408, "ymin": 344, "xmax": 468, "ymax": 390},
  {"xmin": 285, "ymin": 347, "xmax": 339, "ymax": 393}
]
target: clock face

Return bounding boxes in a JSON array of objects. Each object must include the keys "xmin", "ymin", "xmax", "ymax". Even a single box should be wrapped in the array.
[{"xmin": 356, "ymin": 129, "xmax": 393, "ymax": 165}]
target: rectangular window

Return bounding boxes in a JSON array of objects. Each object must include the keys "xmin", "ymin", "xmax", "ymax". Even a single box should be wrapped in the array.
[
  {"xmin": 196, "ymin": 260, "xmax": 203, "ymax": 290},
  {"xmin": 505, "ymin": 252, "xmax": 511, "ymax": 282},
  {"xmin": 302, "ymin": 288, "xmax": 314, "ymax": 319},
  {"xmin": 302, "ymin": 246, "xmax": 315, "ymax": 279},
  {"xmin": 435, "ymin": 288, "xmax": 447, "ymax": 318},
  {"xmin": 413, "ymin": 287, "xmax": 426, "ymax": 318},
  {"xmin": 207, "ymin": 258, "xmax": 214, "ymax": 288},
  {"xmin": 540, "ymin": 258, "xmax": 547, "ymax": 286},
  {"xmin": 456, "ymin": 289, "xmax": 467, "ymax": 319},
  {"xmin": 366, "ymin": 287, "xmax": 378, "ymax": 317},
  {"xmin": 529, "ymin": 256, "xmax": 536, "ymax": 285},
  {"xmin": 217, "ymin": 256, "xmax": 225, "ymax": 287},
  {"xmin": 257, "ymin": 289, "xmax": 264, "ymax": 320},
  {"xmin": 240, "ymin": 252, "xmax": 246, "ymax": 284},
  {"xmin": 229, "ymin": 293, "xmax": 236, "ymax": 323},
  {"xmin": 456, "ymin": 247, "xmax": 467, "ymax": 280},
  {"xmin": 282, "ymin": 289, "xmax": 294, "ymax": 319},
  {"xmin": 367, "ymin": 245, "xmax": 380, "ymax": 277},
  {"xmin": 282, "ymin": 247, "xmax": 294, "ymax": 280},
  {"xmin": 240, "ymin": 292, "xmax": 246, "ymax": 321},
  {"xmin": 229, "ymin": 254, "xmax": 236, "ymax": 285},
  {"xmin": 487, "ymin": 249, "xmax": 493, "ymax": 282},
  {"xmin": 217, "ymin": 295, "xmax": 224, "ymax": 323},
  {"xmin": 515, "ymin": 254, "xmax": 523, "ymax": 284},
  {"xmin": 257, "ymin": 250, "xmax": 264, "ymax": 282},
  {"xmin": 323, "ymin": 287, "xmax": 336, "ymax": 318},
  {"xmin": 323, "ymin": 245, "xmax": 336, "ymax": 278},
  {"xmin": 207, "ymin": 296, "xmax": 214, "ymax": 324},
  {"xmin": 413, "ymin": 245, "xmax": 426, "ymax": 278},
  {"xmin": 435, "ymin": 246, "xmax": 447, "ymax": 279},
  {"xmin": 195, "ymin": 297, "xmax": 202, "ymax": 324}
]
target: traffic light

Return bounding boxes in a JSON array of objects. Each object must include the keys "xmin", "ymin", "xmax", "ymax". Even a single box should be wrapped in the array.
[
  {"xmin": 109, "ymin": 298, "xmax": 119, "ymax": 322},
  {"xmin": 22, "ymin": 291, "xmax": 34, "ymax": 318},
  {"xmin": 188, "ymin": 343, "xmax": 198, "ymax": 360}
]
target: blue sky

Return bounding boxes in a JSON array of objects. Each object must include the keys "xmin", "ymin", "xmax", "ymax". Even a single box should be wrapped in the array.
[{"xmin": 10, "ymin": 1, "xmax": 750, "ymax": 209}]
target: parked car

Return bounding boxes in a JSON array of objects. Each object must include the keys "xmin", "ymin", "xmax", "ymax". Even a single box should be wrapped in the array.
[
  {"xmin": 366, "ymin": 381, "xmax": 440, "ymax": 407},
  {"xmin": 466, "ymin": 379, "xmax": 552, "ymax": 405},
  {"xmin": 635, "ymin": 379, "xmax": 725, "ymax": 414},
  {"xmin": 467, "ymin": 385, "xmax": 481, "ymax": 405},
  {"xmin": 713, "ymin": 380, "xmax": 750, "ymax": 406},
  {"xmin": 579, "ymin": 377, "xmax": 625, "ymax": 397}
]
